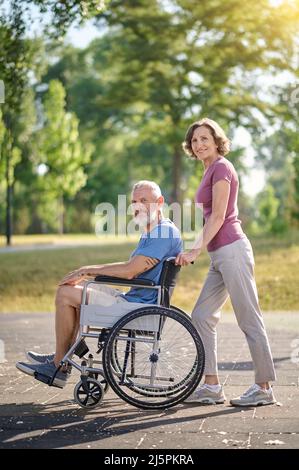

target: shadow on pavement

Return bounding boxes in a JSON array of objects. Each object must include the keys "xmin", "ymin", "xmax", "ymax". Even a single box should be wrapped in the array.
[{"xmin": 0, "ymin": 400, "xmax": 246, "ymax": 449}]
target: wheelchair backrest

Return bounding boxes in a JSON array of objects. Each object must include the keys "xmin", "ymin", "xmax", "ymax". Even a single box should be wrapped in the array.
[{"xmin": 159, "ymin": 257, "xmax": 181, "ymax": 308}]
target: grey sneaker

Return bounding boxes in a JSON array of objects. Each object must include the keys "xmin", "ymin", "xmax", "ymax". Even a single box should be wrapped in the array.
[
  {"xmin": 184, "ymin": 384, "xmax": 226, "ymax": 404},
  {"xmin": 26, "ymin": 351, "xmax": 72, "ymax": 375},
  {"xmin": 230, "ymin": 384, "xmax": 276, "ymax": 407},
  {"xmin": 16, "ymin": 360, "xmax": 68, "ymax": 388},
  {"xmin": 26, "ymin": 351, "xmax": 55, "ymax": 365}
]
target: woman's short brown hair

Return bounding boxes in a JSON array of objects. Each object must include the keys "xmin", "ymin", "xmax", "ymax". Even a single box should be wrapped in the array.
[{"xmin": 182, "ymin": 118, "xmax": 231, "ymax": 158}]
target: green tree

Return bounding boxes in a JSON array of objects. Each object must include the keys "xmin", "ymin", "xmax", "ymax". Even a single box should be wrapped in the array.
[
  {"xmin": 40, "ymin": 0, "xmax": 299, "ymax": 210},
  {"xmin": 91, "ymin": 0, "xmax": 299, "ymax": 203},
  {"xmin": 35, "ymin": 80, "xmax": 92, "ymax": 233},
  {"xmin": 253, "ymin": 69, "xmax": 299, "ymax": 230},
  {"xmin": 255, "ymin": 184, "xmax": 280, "ymax": 234},
  {"xmin": 0, "ymin": 1, "xmax": 37, "ymax": 244},
  {"xmin": 0, "ymin": 0, "xmax": 109, "ymax": 244},
  {"xmin": 253, "ymin": 130, "xmax": 296, "ymax": 232}
]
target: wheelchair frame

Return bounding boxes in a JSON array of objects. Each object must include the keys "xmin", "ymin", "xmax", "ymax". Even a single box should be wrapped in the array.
[
  {"xmin": 36, "ymin": 257, "xmax": 205, "ymax": 410},
  {"xmin": 61, "ymin": 279, "xmax": 162, "ymax": 379}
]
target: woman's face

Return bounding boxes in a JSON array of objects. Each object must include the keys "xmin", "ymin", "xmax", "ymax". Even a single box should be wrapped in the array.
[{"xmin": 191, "ymin": 126, "xmax": 218, "ymax": 161}]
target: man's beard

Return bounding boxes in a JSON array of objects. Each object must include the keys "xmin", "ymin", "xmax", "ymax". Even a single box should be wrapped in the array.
[{"xmin": 133, "ymin": 209, "xmax": 158, "ymax": 228}]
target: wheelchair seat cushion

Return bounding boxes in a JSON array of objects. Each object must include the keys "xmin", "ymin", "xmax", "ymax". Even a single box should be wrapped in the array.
[
  {"xmin": 88, "ymin": 284, "xmax": 128, "ymax": 307},
  {"xmin": 80, "ymin": 301, "xmax": 158, "ymax": 329}
]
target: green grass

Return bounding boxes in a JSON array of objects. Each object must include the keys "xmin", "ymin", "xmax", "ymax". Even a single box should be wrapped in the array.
[
  {"xmin": 0, "ymin": 233, "xmax": 138, "ymax": 247},
  {"xmin": 0, "ymin": 233, "xmax": 299, "ymax": 313}
]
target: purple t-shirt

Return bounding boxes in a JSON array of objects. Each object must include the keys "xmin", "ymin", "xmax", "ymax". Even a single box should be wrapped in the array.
[{"xmin": 195, "ymin": 157, "xmax": 245, "ymax": 252}]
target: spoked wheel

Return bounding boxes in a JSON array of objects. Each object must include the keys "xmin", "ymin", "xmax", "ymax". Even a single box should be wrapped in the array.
[
  {"xmin": 74, "ymin": 378, "xmax": 104, "ymax": 408},
  {"xmin": 89, "ymin": 373, "xmax": 110, "ymax": 394},
  {"xmin": 103, "ymin": 307, "xmax": 205, "ymax": 410},
  {"xmin": 170, "ymin": 305, "xmax": 191, "ymax": 319},
  {"xmin": 110, "ymin": 309, "xmax": 191, "ymax": 398}
]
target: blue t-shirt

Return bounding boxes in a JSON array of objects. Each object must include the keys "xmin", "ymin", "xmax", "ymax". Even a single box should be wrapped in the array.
[{"xmin": 122, "ymin": 218, "xmax": 183, "ymax": 304}]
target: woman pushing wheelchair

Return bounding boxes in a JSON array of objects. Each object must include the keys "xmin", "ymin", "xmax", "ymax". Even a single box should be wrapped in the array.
[{"xmin": 175, "ymin": 118, "xmax": 276, "ymax": 407}]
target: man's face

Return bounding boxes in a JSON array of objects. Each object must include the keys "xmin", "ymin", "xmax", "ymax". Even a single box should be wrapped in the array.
[{"xmin": 131, "ymin": 187, "xmax": 161, "ymax": 228}]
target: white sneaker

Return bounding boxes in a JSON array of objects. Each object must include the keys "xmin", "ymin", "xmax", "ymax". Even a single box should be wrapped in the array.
[
  {"xmin": 230, "ymin": 384, "xmax": 276, "ymax": 407},
  {"xmin": 185, "ymin": 384, "xmax": 226, "ymax": 404}
]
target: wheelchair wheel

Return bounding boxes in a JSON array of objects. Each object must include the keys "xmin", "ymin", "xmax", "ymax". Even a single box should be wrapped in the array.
[
  {"xmin": 109, "ymin": 306, "xmax": 191, "ymax": 387},
  {"xmin": 74, "ymin": 378, "xmax": 104, "ymax": 408},
  {"xmin": 89, "ymin": 373, "xmax": 110, "ymax": 394},
  {"xmin": 103, "ymin": 306, "xmax": 205, "ymax": 410},
  {"xmin": 170, "ymin": 305, "xmax": 191, "ymax": 319}
]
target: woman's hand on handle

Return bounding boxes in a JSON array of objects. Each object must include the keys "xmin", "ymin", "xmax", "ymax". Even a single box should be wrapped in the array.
[{"xmin": 175, "ymin": 248, "xmax": 201, "ymax": 266}]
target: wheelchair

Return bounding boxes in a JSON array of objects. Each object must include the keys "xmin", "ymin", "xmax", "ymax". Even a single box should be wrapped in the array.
[{"xmin": 39, "ymin": 257, "xmax": 205, "ymax": 410}]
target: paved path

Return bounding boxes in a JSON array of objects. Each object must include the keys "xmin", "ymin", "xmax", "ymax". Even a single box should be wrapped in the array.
[
  {"xmin": 0, "ymin": 242, "xmax": 101, "ymax": 254},
  {"xmin": 0, "ymin": 313, "xmax": 298, "ymax": 449}
]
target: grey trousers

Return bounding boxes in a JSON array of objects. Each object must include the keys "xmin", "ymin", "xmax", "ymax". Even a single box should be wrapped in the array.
[{"xmin": 192, "ymin": 237, "xmax": 276, "ymax": 383}]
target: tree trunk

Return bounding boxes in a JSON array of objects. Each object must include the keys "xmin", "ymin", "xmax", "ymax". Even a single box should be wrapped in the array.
[
  {"xmin": 58, "ymin": 195, "xmax": 64, "ymax": 235},
  {"xmin": 5, "ymin": 136, "xmax": 12, "ymax": 246},
  {"xmin": 6, "ymin": 181, "xmax": 13, "ymax": 246}
]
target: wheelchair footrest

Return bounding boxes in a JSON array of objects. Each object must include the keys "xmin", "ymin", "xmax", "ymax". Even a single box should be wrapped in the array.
[{"xmin": 34, "ymin": 372, "xmax": 63, "ymax": 389}]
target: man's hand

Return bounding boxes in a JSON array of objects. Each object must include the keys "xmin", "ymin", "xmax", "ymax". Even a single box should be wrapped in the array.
[
  {"xmin": 59, "ymin": 264, "xmax": 106, "ymax": 286},
  {"xmin": 175, "ymin": 249, "xmax": 201, "ymax": 267},
  {"xmin": 59, "ymin": 268, "xmax": 84, "ymax": 286}
]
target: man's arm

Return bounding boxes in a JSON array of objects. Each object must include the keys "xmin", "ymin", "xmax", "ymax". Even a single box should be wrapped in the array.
[
  {"xmin": 81, "ymin": 255, "xmax": 159, "ymax": 279},
  {"xmin": 59, "ymin": 255, "xmax": 159, "ymax": 285}
]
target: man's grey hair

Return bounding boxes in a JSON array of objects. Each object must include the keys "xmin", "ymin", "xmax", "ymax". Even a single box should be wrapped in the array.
[{"xmin": 132, "ymin": 180, "xmax": 162, "ymax": 199}]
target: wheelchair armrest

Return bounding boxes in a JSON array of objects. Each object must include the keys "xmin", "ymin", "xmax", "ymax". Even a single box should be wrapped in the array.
[{"xmin": 94, "ymin": 275, "xmax": 156, "ymax": 287}]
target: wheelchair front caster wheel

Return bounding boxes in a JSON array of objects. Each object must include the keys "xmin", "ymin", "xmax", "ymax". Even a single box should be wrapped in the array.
[
  {"xmin": 74, "ymin": 378, "xmax": 104, "ymax": 409},
  {"xmin": 99, "ymin": 378, "xmax": 110, "ymax": 394},
  {"xmin": 90, "ymin": 373, "xmax": 110, "ymax": 394}
]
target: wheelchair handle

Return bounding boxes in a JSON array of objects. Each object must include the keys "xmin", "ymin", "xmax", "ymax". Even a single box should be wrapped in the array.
[{"xmin": 170, "ymin": 259, "xmax": 194, "ymax": 265}]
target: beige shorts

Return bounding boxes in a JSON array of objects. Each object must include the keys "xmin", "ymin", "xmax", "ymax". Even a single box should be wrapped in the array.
[{"xmin": 87, "ymin": 284, "xmax": 128, "ymax": 306}]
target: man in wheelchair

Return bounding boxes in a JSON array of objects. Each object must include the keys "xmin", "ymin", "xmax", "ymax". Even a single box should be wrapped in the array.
[{"xmin": 16, "ymin": 180, "xmax": 183, "ymax": 388}]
